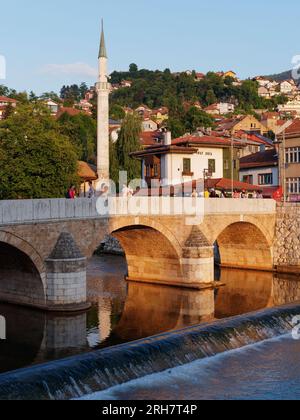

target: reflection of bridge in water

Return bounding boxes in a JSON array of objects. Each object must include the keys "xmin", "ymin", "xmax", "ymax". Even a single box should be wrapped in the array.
[{"xmin": 1, "ymin": 267, "xmax": 300, "ymax": 374}]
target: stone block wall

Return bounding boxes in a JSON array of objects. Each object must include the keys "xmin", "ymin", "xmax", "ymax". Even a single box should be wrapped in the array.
[{"xmin": 274, "ymin": 203, "xmax": 300, "ymax": 270}]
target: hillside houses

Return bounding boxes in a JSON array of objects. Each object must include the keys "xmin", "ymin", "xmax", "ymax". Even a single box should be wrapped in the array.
[{"xmin": 255, "ymin": 76, "xmax": 299, "ymax": 99}]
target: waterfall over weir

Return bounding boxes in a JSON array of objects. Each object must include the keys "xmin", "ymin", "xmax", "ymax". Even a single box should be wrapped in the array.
[{"xmin": 0, "ymin": 303, "xmax": 299, "ymax": 400}]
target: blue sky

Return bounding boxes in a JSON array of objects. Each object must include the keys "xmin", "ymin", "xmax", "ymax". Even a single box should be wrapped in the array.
[{"xmin": 1, "ymin": 0, "xmax": 300, "ymax": 94}]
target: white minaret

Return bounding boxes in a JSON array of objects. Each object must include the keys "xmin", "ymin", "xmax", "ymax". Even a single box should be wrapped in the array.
[{"xmin": 96, "ymin": 20, "xmax": 110, "ymax": 181}]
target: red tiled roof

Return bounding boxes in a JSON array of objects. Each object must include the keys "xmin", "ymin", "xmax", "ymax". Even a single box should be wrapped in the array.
[
  {"xmin": 56, "ymin": 107, "xmax": 82, "ymax": 118},
  {"xmin": 281, "ymin": 118, "xmax": 300, "ymax": 136},
  {"xmin": 206, "ymin": 178, "xmax": 261, "ymax": 192},
  {"xmin": 262, "ymin": 112, "xmax": 280, "ymax": 120},
  {"xmin": 140, "ymin": 131, "xmax": 163, "ymax": 146},
  {"xmin": 0, "ymin": 96, "xmax": 17, "ymax": 103},
  {"xmin": 172, "ymin": 135, "xmax": 241, "ymax": 147}
]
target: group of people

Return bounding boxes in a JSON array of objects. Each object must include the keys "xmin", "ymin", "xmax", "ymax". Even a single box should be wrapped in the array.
[
  {"xmin": 67, "ymin": 184, "xmax": 264, "ymax": 200},
  {"xmin": 66, "ymin": 182, "xmax": 142, "ymax": 200},
  {"xmin": 190, "ymin": 188, "xmax": 263, "ymax": 199}
]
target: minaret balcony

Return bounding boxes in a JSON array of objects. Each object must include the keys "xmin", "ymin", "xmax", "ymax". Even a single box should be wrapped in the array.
[{"xmin": 96, "ymin": 82, "xmax": 110, "ymax": 92}]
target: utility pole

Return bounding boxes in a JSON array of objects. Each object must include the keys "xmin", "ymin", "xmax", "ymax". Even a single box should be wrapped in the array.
[
  {"xmin": 231, "ymin": 136, "xmax": 234, "ymax": 197},
  {"xmin": 283, "ymin": 129, "xmax": 287, "ymax": 204}
]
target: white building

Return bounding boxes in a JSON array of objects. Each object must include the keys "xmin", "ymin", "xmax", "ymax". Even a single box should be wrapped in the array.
[
  {"xmin": 131, "ymin": 133, "xmax": 241, "ymax": 186},
  {"xmin": 278, "ymin": 99, "xmax": 300, "ymax": 115},
  {"xmin": 142, "ymin": 119, "xmax": 158, "ymax": 132},
  {"xmin": 240, "ymin": 149, "xmax": 279, "ymax": 196}
]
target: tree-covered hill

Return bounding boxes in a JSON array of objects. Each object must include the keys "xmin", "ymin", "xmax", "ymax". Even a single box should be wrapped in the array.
[{"xmin": 110, "ymin": 65, "xmax": 288, "ymax": 115}]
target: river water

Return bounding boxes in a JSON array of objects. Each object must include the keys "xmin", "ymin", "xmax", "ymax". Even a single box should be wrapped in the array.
[{"xmin": 0, "ymin": 255, "xmax": 300, "ymax": 376}]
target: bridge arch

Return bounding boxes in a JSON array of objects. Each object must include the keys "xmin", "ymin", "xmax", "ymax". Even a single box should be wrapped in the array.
[
  {"xmin": 109, "ymin": 219, "xmax": 184, "ymax": 285},
  {"xmin": 0, "ymin": 231, "xmax": 46, "ymax": 308},
  {"xmin": 214, "ymin": 221, "xmax": 273, "ymax": 271}
]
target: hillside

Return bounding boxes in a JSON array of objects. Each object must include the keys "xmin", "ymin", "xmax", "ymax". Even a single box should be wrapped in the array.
[{"xmin": 265, "ymin": 69, "xmax": 293, "ymax": 82}]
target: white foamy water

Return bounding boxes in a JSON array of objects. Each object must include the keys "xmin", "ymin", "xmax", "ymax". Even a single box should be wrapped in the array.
[{"xmin": 80, "ymin": 334, "xmax": 300, "ymax": 401}]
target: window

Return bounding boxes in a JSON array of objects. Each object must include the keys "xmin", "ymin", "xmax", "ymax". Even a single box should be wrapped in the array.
[
  {"xmin": 183, "ymin": 158, "xmax": 191, "ymax": 174},
  {"xmin": 224, "ymin": 160, "xmax": 229, "ymax": 170},
  {"xmin": 285, "ymin": 147, "xmax": 300, "ymax": 164},
  {"xmin": 154, "ymin": 164, "xmax": 158, "ymax": 177},
  {"xmin": 258, "ymin": 173, "xmax": 273, "ymax": 185},
  {"xmin": 286, "ymin": 178, "xmax": 300, "ymax": 194},
  {"xmin": 243, "ymin": 175, "xmax": 253, "ymax": 184},
  {"xmin": 208, "ymin": 159, "xmax": 216, "ymax": 174},
  {"xmin": 146, "ymin": 165, "xmax": 150, "ymax": 178}
]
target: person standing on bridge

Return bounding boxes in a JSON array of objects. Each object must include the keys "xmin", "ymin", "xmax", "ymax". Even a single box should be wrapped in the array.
[{"xmin": 67, "ymin": 185, "xmax": 76, "ymax": 199}]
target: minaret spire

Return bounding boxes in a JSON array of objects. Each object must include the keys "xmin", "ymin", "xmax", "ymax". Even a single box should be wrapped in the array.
[
  {"xmin": 99, "ymin": 19, "xmax": 108, "ymax": 59},
  {"xmin": 96, "ymin": 20, "xmax": 110, "ymax": 182}
]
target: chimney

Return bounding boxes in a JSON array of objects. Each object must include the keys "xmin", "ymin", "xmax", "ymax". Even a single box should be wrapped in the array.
[{"xmin": 164, "ymin": 131, "xmax": 172, "ymax": 146}]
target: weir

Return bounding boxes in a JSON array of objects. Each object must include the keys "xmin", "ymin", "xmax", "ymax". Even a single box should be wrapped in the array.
[{"xmin": 0, "ymin": 302, "xmax": 299, "ymax": 400}]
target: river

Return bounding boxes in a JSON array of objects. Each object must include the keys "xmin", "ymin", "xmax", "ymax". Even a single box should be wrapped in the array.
[{"xmin": 0, "ymin": 254, "xmax": 300, "ymax": 376}]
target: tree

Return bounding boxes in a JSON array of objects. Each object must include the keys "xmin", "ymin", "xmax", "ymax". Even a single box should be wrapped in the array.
[
  {"xmin": 167, "ymin": 117, "xmax": 186, "ymax": 138},
  {"xmin": 110, "ymin": 104, "xmax": 125, "ymax": 121},
  {"xmin": 205, "ymin": 89, "xmax": 217, "ymax": 106},
  {"xmin": 79, "ymin": 82, "xmax": 89, "ymax": 99},
  {"xmin": 109, "ymin": 138, "xmax": 120, "ymax": 185},
  {"xmin": 116, "ymin": 114, "xmax": 142, "ymax": 182},
  {"xmin": 185, "ymin": 107, "xmax": 215, "ymax": 132},
  {"xmin": 57, "ymin": 112, "xmax": 97, "ymax": 163},
  {"xmin": 0, "ymin": 103, "xmax": 78, "ymax": 199},
  {"xmin": 0, "ymin": 85, "xmax": 9, "ymax": 96},
  {"xmin": 40, "ymin": 91, "xmax": 61, "ymax": 102},
  {"xmin": 129, "ymin": 63, "xmax": 138, "ymax": 73}
]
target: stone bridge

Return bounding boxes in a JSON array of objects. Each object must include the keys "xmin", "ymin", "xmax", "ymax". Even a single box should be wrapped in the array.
[{"xmin": 0, "ymin": 197, "xmax": 288, "ymax": 311}]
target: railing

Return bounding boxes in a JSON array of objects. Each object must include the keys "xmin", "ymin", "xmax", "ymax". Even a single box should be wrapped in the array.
[{"xmin": 0, "ymin": 198, "xmax": 277, "ymax": 226}]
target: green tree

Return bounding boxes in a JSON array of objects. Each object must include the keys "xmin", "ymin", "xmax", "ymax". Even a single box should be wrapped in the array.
[
  {"xmin": 185, "ymin": 107, "xmax": 215, "ymax": 132},
  {"xmin": 109, "ymin": 138, "xmax": 120, "ymax": 185},
  {"xmin": 0, "ymin": 85, "xmax": 9, "ymax": 96},
  {"xmin": 167, "ymin": 117, "xmax": 186, "ymax": 138},
  {"xmin": 205, "ymin": 89, "xmax": 217, "ymax": 106},
  {"xmin": 116, "ymin": 114, "xmax": 142, "ymax": 181},
  {"xmin": 110, "ymin": 104, "xmax": 125, "ymax": 121},
  {"xmin": 129, "ymin": 63, "xmax": 138, "ymax": 73},
  {"xmin": 57, "ymin": 112, "xmax": 97, "ymax": 163},
  {"xmin": 0, "ymin": 103, "xmax": 78, "ymax": 199}
]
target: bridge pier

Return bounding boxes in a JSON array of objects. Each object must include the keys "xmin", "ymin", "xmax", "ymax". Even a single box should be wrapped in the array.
[
  {"xmin": 181, "ymin": 226, "xmax": 215, "ymax": 285},
  {"xmin": 45, "ymin": 233, "xmax": 90, "ymax": 312}
]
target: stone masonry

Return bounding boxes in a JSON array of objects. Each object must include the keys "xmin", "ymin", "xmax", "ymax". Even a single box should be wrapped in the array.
[
  {"xmin": 274, "ymin": 203, "xmax": 300, "ymax": 272},
  {"xmin": 45, "ymin": 232, "xmax": 90, "ymax": 311},
  {"xmin": 0, "ymin": 198, "xmax": 279, "ymax": 311}
]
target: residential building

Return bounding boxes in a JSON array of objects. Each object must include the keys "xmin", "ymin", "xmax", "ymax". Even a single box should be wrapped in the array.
[
  {"xmin": 215, "ymin": 115, "xmax": 269, "ymax": 136},
  {"xmin": 277, "ymin": 119, "xmax": 300, "ymax": 201},
  {"xmin": 0, "ymin": 96, "xmax": 17, "ymax": 119},
  {"xmin": 205, "ymin": 102, "xmax": 235, "ymax": 115},
  {"xmin": 151, "ymin": 107, "xmax": 169, "ymax": 124},
  {"xmin": 43, "ymin": 99, "xmax": 59, "ymax": 115},
  {"xmin": 240, "ymin": 149, "xmax": 279, "ymax": 197},
  {"xmin": 280, "ymin": 80, "xmax": 298, "ymax": 95},
  {"xmin": 278, "ymin": 98, "xmax": 300, "ymax": 116},
  {"xmin": 234, "ymin": 131, "xmax": 274, "ymax": 157},
  {"xmin": 142, "ymin": 119, "xmax": 158, "ymax": 132},
  {"xmin": 261, "ymin": 112, "xmax": 293, "ymax": 135},
  {"xmin": 135, "ymin": 105, "xmax": 152, "ymax": 119},
  {"xmin": 77, "ymin": 99, "xmax": 93, "ymax": 115},
  {"xmin": 131, "ymin": 133, "xmax": 242, "ymax": 186},
  {"xmin": 195, "ymin": 72, "xmax": 205, "ymax": 81}
]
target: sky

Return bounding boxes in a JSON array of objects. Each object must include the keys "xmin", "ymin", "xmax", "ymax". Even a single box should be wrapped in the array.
[{"xmin": 1, "ymin": 0, "xmax": 300, "ymax": 95}]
